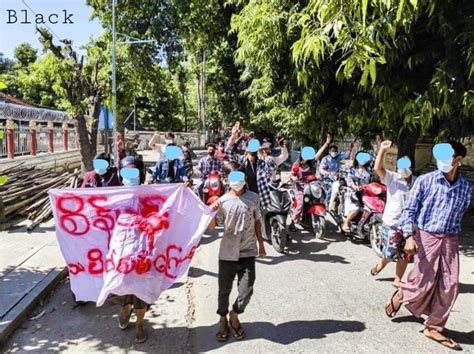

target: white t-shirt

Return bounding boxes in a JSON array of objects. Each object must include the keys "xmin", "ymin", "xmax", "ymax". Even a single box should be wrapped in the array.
[{"xmin": 381, "ymin": 170, "xmax": 415, "ymax": 228}]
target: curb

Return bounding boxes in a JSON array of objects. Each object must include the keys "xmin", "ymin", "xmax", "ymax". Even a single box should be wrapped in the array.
[{"xmin": 0, "ymin": 267, "xmax": 68, "ymax": 346}]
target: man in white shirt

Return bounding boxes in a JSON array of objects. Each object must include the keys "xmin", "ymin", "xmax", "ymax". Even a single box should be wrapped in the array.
[{"xmin": 370, "ymin": 140, "xmax": 415, "ymax": 287}]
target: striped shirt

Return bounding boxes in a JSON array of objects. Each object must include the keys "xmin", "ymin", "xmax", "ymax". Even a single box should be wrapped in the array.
[{"xmin": 400, "ymin": 170, "xmax": 472, "ymax": 236}]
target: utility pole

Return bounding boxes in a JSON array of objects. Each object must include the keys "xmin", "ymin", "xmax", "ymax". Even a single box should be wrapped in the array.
[{"xmin": 111, "ymin": 0, "xmax": 117, "ymax": 164}]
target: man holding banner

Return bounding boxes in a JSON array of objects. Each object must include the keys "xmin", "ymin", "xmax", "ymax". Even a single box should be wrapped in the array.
[{"xmin": 49, "ymin": 165, "xmax": 215, "ymax": 344}]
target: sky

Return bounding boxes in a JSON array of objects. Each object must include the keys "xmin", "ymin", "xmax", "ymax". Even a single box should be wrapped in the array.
[{"xmin": 0, "ymin": 0, "xmax": 104, "ymax": 59}]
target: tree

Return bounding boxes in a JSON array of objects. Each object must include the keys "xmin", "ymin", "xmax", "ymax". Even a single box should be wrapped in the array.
[
  {"xmin": 36, "ymin": 28, "xmax": 105, "ymax": 171},
  {"xmin": 14, "ymin": 43, "xmax": 38, "ymax": 70}
]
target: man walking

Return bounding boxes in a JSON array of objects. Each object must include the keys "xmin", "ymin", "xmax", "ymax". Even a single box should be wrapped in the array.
[
  {"xmin": 370, "ymin": 141, "xmax": 415, "ymax": 287},
  {"xmin": 385, "ymin": 141, "xmax": 472, "ymax": 351},
  {"xmin": 208, "ymin": 171, "xmax": 266, "ymax": 342}
]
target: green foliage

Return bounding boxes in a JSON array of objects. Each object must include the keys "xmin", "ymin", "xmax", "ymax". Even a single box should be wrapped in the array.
[{"xmin": 14, "ymin": 43, "xmax": 38, "ymax": 70}]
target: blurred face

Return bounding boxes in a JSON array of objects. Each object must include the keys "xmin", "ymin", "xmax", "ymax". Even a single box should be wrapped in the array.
[{"xmin": 208, "ymin": 147, "xmax": 215, "ymax": 156}]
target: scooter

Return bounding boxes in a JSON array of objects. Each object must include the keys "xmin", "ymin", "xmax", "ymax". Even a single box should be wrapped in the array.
[
  {"xmin": 262, "ymin": 180, "xmax": 292, "ymax": 253},
  {"xmin": 337, "ymin": 181, "xmax": 386, "ymax": 256},
  {"xmin": 289, "ymin": 175, "xmax": 327, "ymax": 239},
  {"xmin": 202, "ymin": 170, "xmax": 224, "ymax": 205}
]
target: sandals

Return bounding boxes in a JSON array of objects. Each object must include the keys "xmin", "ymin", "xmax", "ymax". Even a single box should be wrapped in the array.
[
  {"xmin": 341, "ymin": 224, "xmax": 351, "ymax": 233},
  {"xmin": 229, "ymin": 313, "xmax": 246, "ymax": 341},
  {"xmin": 370, "ymin": 264, "xmax": 381, "ymax": 276},
  {"xmin": 135, "ymin": 328, "xmax": 148, "ymax": 344},
  {"xmin": 119, "ymin": 306, "xmax": 133, "ymax": 330},
  {"xmin": 216, "ymin": 317, "xmax": 229, "ymax": 342},
  {"xmin": 423, "ymin": 330, "xmax": 462, "ymax": 351},
  {"xmin": 385, "ymin": 289, "xmax": 402, "ymax": 318}
]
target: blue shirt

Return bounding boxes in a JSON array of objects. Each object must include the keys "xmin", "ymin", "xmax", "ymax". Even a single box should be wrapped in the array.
[
  {"xmin": 400, "ymin": 170, "xmax": 472, "ymax": 236},
  {"xmin": 152, "ymin": 159, "xmax": 187, "ymax": 183},
  {"xmin": 319, "ymin": 151, "xmax": 350, "ymax": 177}
]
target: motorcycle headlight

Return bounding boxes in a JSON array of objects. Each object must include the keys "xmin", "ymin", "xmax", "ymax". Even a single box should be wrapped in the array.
[
  {"xmin": 310, "ymin": 183, "xmax": 322, "ymax": 199},
  {"xmin": 210, "ymin": 180, "xmax": 219, "ymax": 189}
]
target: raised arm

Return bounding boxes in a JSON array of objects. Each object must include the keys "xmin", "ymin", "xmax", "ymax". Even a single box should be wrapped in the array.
[
  {"xmin": 148, "ymin": 131, "xmax": 160, "ymax": 149},
  {"xmin": 316, "ymin": 134, "xmax": 332, "ymax": 161},
  {"xmin": 274, "ymin": 146, "xmax": 289, "ymax": 166},
  {"xmin": 374, "ymin": 140, "xmax": 392, "ymax": 180}
]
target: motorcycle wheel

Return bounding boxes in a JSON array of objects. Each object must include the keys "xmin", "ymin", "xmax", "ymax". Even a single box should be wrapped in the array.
[
  {"xmin": 311, "ymin": 214, "xmax": 326, "ymax": 239},
  {"xmin": 270, "ymin": 219, "xmax": 287, "ymax": 253},
  {"xmin": 370, "ymin": 220, "xmax": 384, "ymax": 258}
]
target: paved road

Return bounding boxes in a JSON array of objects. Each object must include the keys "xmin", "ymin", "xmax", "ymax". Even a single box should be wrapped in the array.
[{"xmin": 4, "ymin": 219, "xmax": 474, "ymax": 353}]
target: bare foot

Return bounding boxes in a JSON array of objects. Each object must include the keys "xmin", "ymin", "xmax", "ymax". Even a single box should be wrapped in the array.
[
  {"xmin": 424, "ymin": 328, "xmax": 461, "ymax": 350},
  {"xmin": 135, "ymin": 324, "xmax": 147, "ymax": 343}
]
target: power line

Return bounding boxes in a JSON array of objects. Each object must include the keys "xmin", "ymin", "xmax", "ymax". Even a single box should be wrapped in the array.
[{"xmin": 22, "ymin": 0, "xmax": 63, "ymax": 42}]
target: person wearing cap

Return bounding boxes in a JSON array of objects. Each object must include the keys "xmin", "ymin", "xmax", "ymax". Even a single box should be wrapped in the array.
[
  {"xmin": 259, "ymin": 140, "xmax": 288, "ymax": 181},
  {"xmin": 341, "ymin": 151, "xmax": 373, "ymax": 233},
  {"xmin": 369, "ymin": 141, "xmax": 416, "ymax": 287},
  {"xmin": 82, "ymin": 153, "xmax": 121, "ymax": 188},
  {"xmin": 384, "ymin": 141, "xmax": 471, "ymax": 351},
  {"xmin": 208, "ymin": 170, "xmax": 266, "ymax": 342},
  {"xmin": 225, "ymin": 122, "xmax": 278, "ymax": 209},
  {"xmin": 151, "ymin": 145, "xmax": 188, "ymax": 184}
]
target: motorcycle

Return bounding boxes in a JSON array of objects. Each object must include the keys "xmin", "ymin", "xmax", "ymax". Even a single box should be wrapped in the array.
[
  {"xmin": 262, "ymin": 180, "xmax": 292, "ymax": 253},
  {"xmin": 202, "ymin": 170, "xmax": 224, "ymax": 205},
  {"xmin": 336, "ymin": 181, "xmax": 386, "ymax": 257},
  {"xmin": 289, "ymin": 175, "xmax": 327, "ymax": 239}
]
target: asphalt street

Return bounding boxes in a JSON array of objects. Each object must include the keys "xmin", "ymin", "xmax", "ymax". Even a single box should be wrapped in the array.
[{"xmin": 4, "ymin": 219, "xmax": 474, "ymax": 353}]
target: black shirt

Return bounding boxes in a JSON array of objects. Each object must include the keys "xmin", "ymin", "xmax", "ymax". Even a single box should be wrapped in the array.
[{"xmin": 244, "ymin": 159, "xmax": 258, "ymax": 194}]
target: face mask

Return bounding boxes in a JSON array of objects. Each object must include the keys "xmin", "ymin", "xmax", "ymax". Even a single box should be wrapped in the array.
[
  {"xmin": 230, "ymin": 181, "xmax": 245, "ymax": 192},
  {"xmin": 123, "ymin": 178, "xmax": 140, "ymax": 186},
  {"xmin": 397, "ymin": 168, "xmax": 412, "ymax": 179},
  {"xmin": 165, "ymin": 139, "xmax": 174, "ymax": 144},
  {"xmin": 437, "ymin": 158, "xmax": 454, "ymax": 174},
  {"xmin": 95, "ymin": 168, "xmax": 107, "ymax": 176},
  {"xmin": 329, "ymin": 151, "xmax": 337, "ymax": 158}
]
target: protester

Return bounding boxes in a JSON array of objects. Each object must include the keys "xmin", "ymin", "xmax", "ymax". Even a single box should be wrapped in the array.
[
  {"xmin": 148, "ymin": 131, "xmax": 177, "ymax": 161},
  {"xmin": 198, "ymin": 143, "xmax": 223, "ymax": 198},
  {"xmin": 215, "ymin": 141, "xmax": 228, "ymax": 160},
  {"xmin": 151, "ymin": 145, "xmax": 188, "ymax": 184},
  {"xmin": 81, "ymin": 153, "xmax": 121, "ymax": 188},
  {"xmin": 259, "ymin": 140, "xmax": 288, "ymax": 181},
  {"xmin": 319, "ymin": 135, "xmax": 355, "ymax": 211},
  {"xmin": 288, "ymin": 145, "xmax": 328, "ymax": 230},
  {"xmin": 225, "ymin": 124, "xmax": 277, "ymax": 209},
  {"xmin": 208, "ymin": 171, "xmax": 266, "ymax": 342},
  {"xmin": 115, "ymin": 159, "xmax": 148, "ymax": 343},
  {"xmin": 182, "ymin": 141, "xmax": 197, "ymax": 178},
  {"xmin": 341, "ymin": 151, "xmax": 373, "ymax": 233},
  {"xmin": 116, "ymin": 132, "xmax": 126, "ymax": 162},
  {"xmin": 384, "ymin": 141, "xmax": 472, "ymax": 351},
  {"xmin": 369, "ymin": 141, "xmax": 415, "ymax": 287}
]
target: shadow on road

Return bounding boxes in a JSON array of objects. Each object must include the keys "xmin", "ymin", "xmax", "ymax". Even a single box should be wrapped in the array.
[{"xmin": 193, "ymin": 319, "xmax": 366, "ymax": 351}]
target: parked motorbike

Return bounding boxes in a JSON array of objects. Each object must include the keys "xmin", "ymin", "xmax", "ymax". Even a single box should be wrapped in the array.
[
  {"xmin": 262, "ymin": 180, "xmax": 292, "ymax": 253},
  {"xmin": 202, "ymin": 170, "xmax": 224, "ymax": 205},
  {"xmin": 336, "ymin": 181, "xmax": 386, "ymax": 257},
  {"xmin": 289, "ymin": 175, "xmax": 327, "ymax": 240}
]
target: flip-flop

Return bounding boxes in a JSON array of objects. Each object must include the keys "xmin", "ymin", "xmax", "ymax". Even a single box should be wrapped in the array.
[
  {"xmin": 230, "ymin": 322, "xmax": 246, "ymax": 341},
  {"xmin": 135, "ymin": 329, "xmax": 148, "ymax": 344},
  {"xmin": 216, "ymin": 317, "xmax": 229, "ymax": 342},
  {"xmin": 425, "ymin": 333, "xmax": 462, "ymax": 351},
  {"xmin": 118, "ymin": 307, "xmax": 133, "ymax": 330},
  {"xmin": 385, "ymin": 289, "xmax": 402, "ymax": 318},
  {"xmin": 370, "ymin": 265, "xmax": 381, "ymax": 276}
]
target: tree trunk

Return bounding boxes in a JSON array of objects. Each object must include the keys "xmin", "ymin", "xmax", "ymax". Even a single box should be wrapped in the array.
[
  {"xmin": 198, "ymin": 50, "xmax": 206, "ymax": 132},
  {"xmin": 76, "ymin": 114, "xmax": 94, "ymax": 172},
  {"xmin": 89, "ymin": 98, "xmax": 101, "ymax": 158},
  {"xmin": 182, "ymin": 91, "xmax": 188, "ymax": 132},
  {"xmin": 397, "ymin": 125, "xmax": 420, "ymax": 170},
  {"xmin": 319, "ymin": 115, "xmax": 329, "ymax": 160}
]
